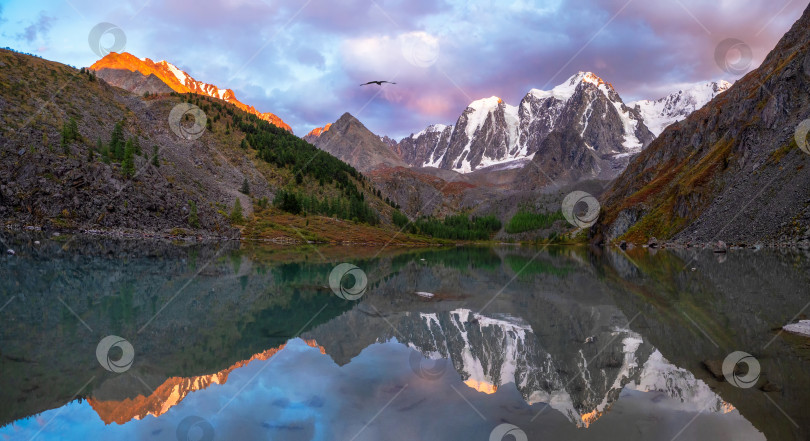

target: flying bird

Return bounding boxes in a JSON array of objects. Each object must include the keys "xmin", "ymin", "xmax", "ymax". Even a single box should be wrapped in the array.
[{"xmin": 360, "ymin": 80, "xmax": 396, "ymax": 86}]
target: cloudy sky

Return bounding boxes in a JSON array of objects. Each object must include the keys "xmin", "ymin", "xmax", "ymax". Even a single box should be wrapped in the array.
[{"xmin": 0, "ymin": 0, "xmax": 805, "ymax": 137}]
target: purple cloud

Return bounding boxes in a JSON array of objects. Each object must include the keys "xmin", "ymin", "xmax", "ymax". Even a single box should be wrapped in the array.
[
  {"xmin": 16, "ymin": 11, "xmax": 54, "ymax": 43},
  {"xmin": 0, "ymin": 0, "xmax": 804, "ymax": 137}
]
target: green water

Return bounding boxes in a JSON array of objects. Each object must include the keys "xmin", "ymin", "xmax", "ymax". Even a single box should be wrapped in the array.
[{"xmin": 0, "ymin": 235, "xmax": 808, "ymax": 440}]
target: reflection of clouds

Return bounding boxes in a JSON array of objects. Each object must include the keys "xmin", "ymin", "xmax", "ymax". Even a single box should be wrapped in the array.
[{"xmin": 4, "ymin": 339, "xmax": 764, "ymax": 441}]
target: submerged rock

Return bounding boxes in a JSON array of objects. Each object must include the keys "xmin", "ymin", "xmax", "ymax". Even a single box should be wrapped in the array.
[
  {"xmin": 703, "ymin": 359, "xmax": 725, "ymax": 381},
  {"xmin": 760, "ymin": 381, "xmax": 782, "ymax": 392}
]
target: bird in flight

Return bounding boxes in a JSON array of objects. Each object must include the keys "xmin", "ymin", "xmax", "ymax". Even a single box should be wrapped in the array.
[{"xmin": 360, "ymin": 80, "xmax": 396, "ymax": 86}]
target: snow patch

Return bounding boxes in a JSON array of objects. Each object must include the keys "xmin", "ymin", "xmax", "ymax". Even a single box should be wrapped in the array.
[
  {"xmin": 783, "ymin": 320, "xmax": 810, "ymax": 337},
  {"xmin": 412, "ymin": 124, "xmax": 449, "ymax": 139},
  {"xmin": 630, "ymin": 81, "xmax": 731, "ymax": 136},
  {"xmin": 161, "ymin": 61, "xmax": 189, "ymax": 86}
]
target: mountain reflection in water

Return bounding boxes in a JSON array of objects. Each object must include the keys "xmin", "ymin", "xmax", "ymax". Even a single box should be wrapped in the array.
[{"xmin": 0, "ymin": 235, "xmax": 807, "ymax": 440}]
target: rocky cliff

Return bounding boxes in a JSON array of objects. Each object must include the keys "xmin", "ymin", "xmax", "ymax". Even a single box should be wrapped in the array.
[{"xmin": 597, "ymin": 4, "xmax": 810, "ymax": 245}]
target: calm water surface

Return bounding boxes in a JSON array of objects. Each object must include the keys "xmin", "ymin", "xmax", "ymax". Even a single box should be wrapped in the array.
[{"xmin": 0, "ymin": 235, "xmax": 808, "ymax": 440}]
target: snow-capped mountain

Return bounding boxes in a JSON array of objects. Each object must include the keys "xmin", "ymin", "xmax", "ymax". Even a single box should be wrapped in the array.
[
  {"xmin": 629, "ymin": 81, "xmax": 732, "ymax": 136},
  {"xmin": 398, "ymin": 72, "xmax": 655, "ymax": 174},
  {"xmin": 90, "ymin": 52, "xmax": 292, "ymax": 132}
]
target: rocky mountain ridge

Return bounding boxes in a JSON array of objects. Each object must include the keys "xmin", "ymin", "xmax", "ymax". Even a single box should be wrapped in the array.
[
  {"xmin": 302, "ymin": 112, "xmax": 408, "ymax": 173},
  {"xmin": 596, "ymin": 3, "xmax": 810, "ymax": 245},
  {"xmin": 394, "ymin": 72, "xmax": 655, "ymax": 175},
  {"xmin": 310, "ymin": 74, "xmax": 729, "ymax": 189},
  {"xmin": 90, "ymin": 52, "xmax": 292, "ymax": 132}
]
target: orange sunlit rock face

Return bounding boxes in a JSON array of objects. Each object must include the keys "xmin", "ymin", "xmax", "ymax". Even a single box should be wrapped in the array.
[
  {"xmin": 579, "ymin": 72, "xmax": 615, "ymax": 92},
  {"xmin": 90, "ymin": 52, "xmax": 292, "ymax": 133},
  {"xmin": 306, "ymin": 123, "xmax": 332, "ymax": 138},
  {"xmin": 88, "ymin": 340, "xmax": 325, "ymax": 425},
  {"xmin": 579, "ymin": 409, "xmax": 604, "ymax": 428},
  {"xmin": 463, "ymin": 379, "xmax": 498, "ymax": 394}
]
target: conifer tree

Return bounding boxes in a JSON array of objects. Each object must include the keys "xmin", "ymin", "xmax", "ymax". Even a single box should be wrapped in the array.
[
  {"xmin": 121, "ymin": 138, "xmax": 136, "ymax": 178},
  {"xmin": 188, "ymin": 200, "xmax": 200, "ymax": 228},
  {"xmin": 110, "ymin": 122, "xmax": 124, "ymax": 160},
  {"xmin": 230, "ymin": 198, "xmax": 244, "ymax": 223}
]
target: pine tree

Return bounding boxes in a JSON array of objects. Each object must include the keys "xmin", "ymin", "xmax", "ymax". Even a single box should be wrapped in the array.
[
  {"xmin": 60, "ymin": 118, "xmax": 79, "ymax": 155},
  {"xmin": 240, "ymin": 178, "xmax": 250, "ymax": 195},
  {"xmin": 121, "ymin": 138, "xmax": 136, "ymax": 178},
  {"xmin": 230, "ymin": 198, "xmax": 244, "ymax": 224},
  {"xmin": 68, "ymin": 118, "xmax": 78, "ymax": 141},
  {"xmin": 61, "ymin": 128, "xmax": 69, "ymax": 154},
  {"xmin": 110, "ymin": 122, "xmax": 124, "ymax": 160},
  {"xmin": 151, "ymin": 145, "xmax": 160, "ymax": 167},
  {"xmin": 188, "ymin": 200, "xmax": 200, "ymax": 228}
]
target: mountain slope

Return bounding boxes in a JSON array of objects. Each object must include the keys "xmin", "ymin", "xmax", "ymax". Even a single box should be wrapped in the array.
[
  {"xmin": 90, "ymin": 52, "xmax": 292, "ymax": 132},
  {"xmin": 398, "ymin": 72, "xmax": 654, "ymax": 175},
  {"xmin": 630, "ymin": 81, "xmax": 732, "ymax": 136},
  {"xmin": 304, "ymin": 113, "xmax": 408, "ymax": 173},
  {"xmin": 597, "ymin": 5, "xmax": 810, "ymax": 244},
  {"xmin": 0, "ymin": 49, "xmax": 399, "ymax": 240}
]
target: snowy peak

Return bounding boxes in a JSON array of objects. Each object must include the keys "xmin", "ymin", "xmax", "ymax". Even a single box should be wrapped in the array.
[
  {"xmin": 467, "ymin": 96, "xmax": 504, "ymax": 111},
  {"xmin": 396, "ymin": 71, "xmax": 652, "ymax": 174},
  {"xmin": 153, "ymin": 59, "xmax": 237, "ymax": 101},
  {"xmin": 90, "ymin": 52, "xmax": 292, "ymax": 132},
  {"xmin": 528, "ymin": 71, "xmax": 614, "ymax": 102},
  {"xmin": 630, "ymin": 80, "xmax": 731, "ymax": 136}
]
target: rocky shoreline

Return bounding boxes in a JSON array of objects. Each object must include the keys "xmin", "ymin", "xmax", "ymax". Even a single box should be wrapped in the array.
[
  {"xmin": 2, "ymin": 223, "xmax": 237, "ymax": 243},
  {"xmin": 7, "ymin": 222, "xmax": 810, "ymax": 249},
  {"xmin": 0, "ymin": 224, "xmax": 450, "ymax": 247}
]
